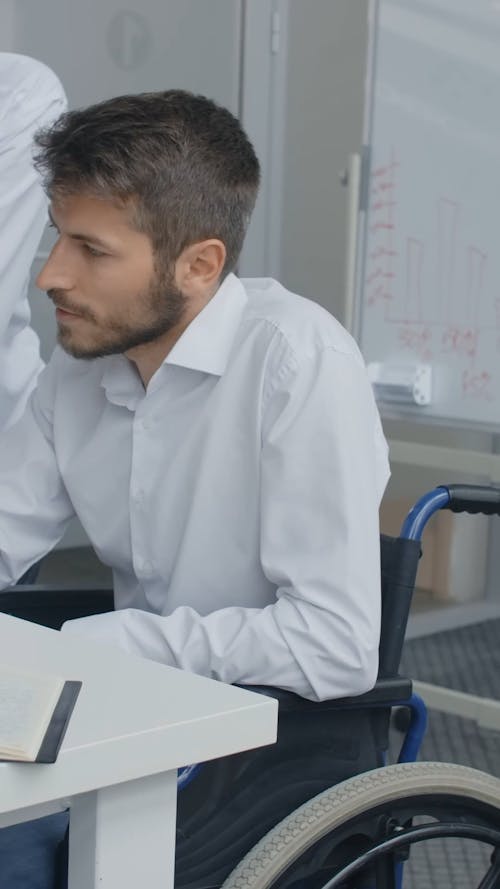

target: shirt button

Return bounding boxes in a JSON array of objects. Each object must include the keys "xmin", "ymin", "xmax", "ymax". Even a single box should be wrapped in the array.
[{"xmin": 132, "ymin": 488, "xmax": 145, "ymax": 504}]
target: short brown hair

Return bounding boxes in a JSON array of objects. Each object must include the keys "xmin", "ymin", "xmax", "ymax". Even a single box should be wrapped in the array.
[{"xmin": 34, "ymin": 90, "xmax": 260, "ymax": 278}]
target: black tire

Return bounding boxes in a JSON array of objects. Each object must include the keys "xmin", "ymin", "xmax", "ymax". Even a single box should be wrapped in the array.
[{"xmin": 222, "ymin": 762, "xmax": 500, "ymax": 889}]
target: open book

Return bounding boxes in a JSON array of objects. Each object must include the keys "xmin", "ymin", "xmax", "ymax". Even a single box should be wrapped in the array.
[{"xmin": 0, "ymin": 665, "xmax": 81, "ymax": 763}]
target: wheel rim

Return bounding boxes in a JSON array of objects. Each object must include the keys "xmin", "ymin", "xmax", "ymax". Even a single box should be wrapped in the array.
[{"xmin": 323, "ymin": 821, "xmax": 500, "ymax": 889}]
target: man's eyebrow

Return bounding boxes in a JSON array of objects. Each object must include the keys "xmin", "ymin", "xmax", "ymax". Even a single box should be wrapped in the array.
[{"xmin": 48, "ymin": 209, "xmax": 113, "ymax": 250}]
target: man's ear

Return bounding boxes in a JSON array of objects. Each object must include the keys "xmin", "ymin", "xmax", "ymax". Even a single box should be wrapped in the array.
[{"xmin": 175, "ymin": 239, "xmax": 227, "ymax": 299}]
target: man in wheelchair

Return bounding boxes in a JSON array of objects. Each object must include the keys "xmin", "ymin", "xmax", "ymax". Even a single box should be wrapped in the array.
[{"xmin": 0, "ymin": 89, "xmax": 390, "ymax": 888}]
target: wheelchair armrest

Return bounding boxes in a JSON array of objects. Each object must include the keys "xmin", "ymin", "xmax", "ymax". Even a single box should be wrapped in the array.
[
  {"xmin": 0, "ymin": 584, "xmax": 114, "ymax": 630},
  {"xmin": 237, "ymin": 676, "xmax": 413, "ymax": 712}
]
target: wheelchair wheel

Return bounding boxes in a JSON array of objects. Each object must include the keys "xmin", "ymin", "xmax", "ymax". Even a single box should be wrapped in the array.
[{"xmin": 221, "ymin": 762, "xmax": 500, "ymax": 889}]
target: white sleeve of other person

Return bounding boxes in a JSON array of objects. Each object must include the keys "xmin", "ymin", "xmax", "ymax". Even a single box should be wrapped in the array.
[{"xmin": 0, "ymin": 53, "xmax": 67, "ymax": 430}]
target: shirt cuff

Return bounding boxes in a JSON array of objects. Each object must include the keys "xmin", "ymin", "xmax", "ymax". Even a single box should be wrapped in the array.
[{"xmin": 61, "ymin": 611, "xmax": 127, "ymax": 651}]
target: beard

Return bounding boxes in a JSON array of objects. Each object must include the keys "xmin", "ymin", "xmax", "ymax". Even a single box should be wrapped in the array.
[{"xmin": 49, "ymin": 270, "xmax": 187, "ymax": 360}]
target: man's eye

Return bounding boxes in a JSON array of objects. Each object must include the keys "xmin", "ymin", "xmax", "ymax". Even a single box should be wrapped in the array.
[{"xmin": 84, "ymin": 244, "xmax": 105, "ymax": 258}]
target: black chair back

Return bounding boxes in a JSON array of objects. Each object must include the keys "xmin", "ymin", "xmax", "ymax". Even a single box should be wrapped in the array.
[{"xmin": 378, "ymin": 534, "xmax": 421, "ymax": 678}]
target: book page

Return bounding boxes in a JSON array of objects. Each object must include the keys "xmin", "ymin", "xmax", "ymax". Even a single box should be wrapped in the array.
[{"xmin": 0, "ymin": 665, "xmax": 64, "ymax": 761}]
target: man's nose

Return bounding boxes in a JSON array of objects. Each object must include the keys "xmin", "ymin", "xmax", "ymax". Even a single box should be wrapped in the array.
[{"xmin": 36, "ymin": 241, "xmax": 74, "ymax": 292}]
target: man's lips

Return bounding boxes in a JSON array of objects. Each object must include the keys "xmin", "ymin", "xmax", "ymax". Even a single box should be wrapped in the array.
[{"xmin": 55, "ymin": 306, "xmax": 82, "ymax": 320}]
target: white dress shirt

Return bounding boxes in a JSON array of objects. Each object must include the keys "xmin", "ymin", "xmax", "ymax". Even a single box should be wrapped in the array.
[
  {"xmin": 0, "ymin": 53, "xmax": 66, "ymax": 430},
  {"xmin": 0, "ymin": 275, "xmax": 390, "ymax": 701}
]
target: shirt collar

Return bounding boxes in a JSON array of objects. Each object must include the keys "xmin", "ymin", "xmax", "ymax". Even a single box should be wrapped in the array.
[
  {"xmin": 100, "ymin": 273, "xmax": 248, "ymax": 407},
  {"xmin": 99, "ymin": 354, "xmax": 144, "ymax": 410},
  {"xmin": 165, "ymin": 273, "xmax": 247, "ymax": 376}
]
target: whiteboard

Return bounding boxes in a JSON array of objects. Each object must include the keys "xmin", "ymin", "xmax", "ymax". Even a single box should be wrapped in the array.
[{"xmin": 357, "ymin": 0, "xmax": 500, "ymax": 428}]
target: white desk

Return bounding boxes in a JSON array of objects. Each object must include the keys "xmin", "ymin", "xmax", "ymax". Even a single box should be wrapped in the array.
[{"xmin": 0, "ymin": 613, "xmax": 278, "ymax": 888}]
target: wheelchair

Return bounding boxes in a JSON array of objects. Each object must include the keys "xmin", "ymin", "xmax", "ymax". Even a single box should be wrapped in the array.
[{"xmin": 6, "ymin": 484, "xmax": 500, "ymax": 889}]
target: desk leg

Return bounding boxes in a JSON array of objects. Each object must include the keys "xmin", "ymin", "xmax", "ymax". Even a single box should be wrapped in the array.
[{"xmin": 68, "ymin": 770, "xmax": 178, "ymax": 889}]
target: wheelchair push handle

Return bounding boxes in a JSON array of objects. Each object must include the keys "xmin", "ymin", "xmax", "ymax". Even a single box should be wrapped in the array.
[
  {"xmin": 443, "ymin": 484, "xmax": 500, "ymax": 516},
  {"xmin": 400, "ymin": 483, "xmax": 500, "ymax": 541}
]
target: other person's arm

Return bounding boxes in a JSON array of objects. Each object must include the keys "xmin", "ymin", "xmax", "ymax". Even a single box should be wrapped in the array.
[{"xmin": 0, "ymin": 53, "xmax": 66, "ymax": 429}]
